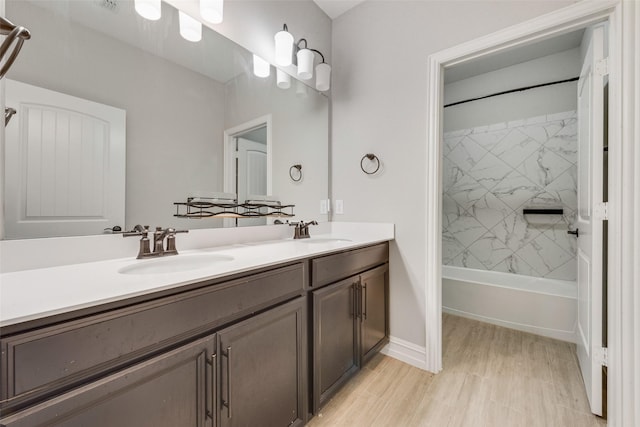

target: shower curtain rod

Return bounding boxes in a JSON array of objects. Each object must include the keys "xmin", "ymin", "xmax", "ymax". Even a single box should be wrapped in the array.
[{"xmin": 443, "ymin": 76, "xmax": 579, "ymax": 108}]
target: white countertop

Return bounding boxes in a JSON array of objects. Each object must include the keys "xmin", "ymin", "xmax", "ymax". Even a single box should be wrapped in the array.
[{"xmin": 0, "ymin": 223, "xmax": 394, "ymax": 328}]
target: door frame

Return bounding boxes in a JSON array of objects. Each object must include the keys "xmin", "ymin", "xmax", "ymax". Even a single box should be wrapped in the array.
[
  {"xmin": 223, "ymin": 115, "xmax": 272, "ymax": 227},
  {"xmin": 223, "ymin": 114, "xmax": 273, "ymax": 198},
  {"xmin": 425, "ymin": 1, "xmax": 640, "ymax": 426}
]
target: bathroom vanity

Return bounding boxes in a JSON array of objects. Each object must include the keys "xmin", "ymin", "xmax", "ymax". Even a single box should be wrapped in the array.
[{"xmin": 0, "ymin": 234, "xmax": 390, "ymax": 426}]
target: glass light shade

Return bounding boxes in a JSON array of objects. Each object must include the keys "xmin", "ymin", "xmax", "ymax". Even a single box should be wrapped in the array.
[
  {"xmin": 315, "ymin": 62, "xmax": 331, "ymax": 91},
  {"xmin": 179, "ymin": 11, "xmax": 202, "ymax": 42},
  {"xmin": 253, "ymin": 54, "xmax": 270, "ymax": 78},
  {"xmin": 296, "ymin": 48, "xmax": 314, "ymax": 80},
  {"xmin": 277, "ymin": 69, "xmax": 291, "ymax": 89},
  {"xmin": 134, "ymin": 0, "xmax": 161, "ymax": 20},
  {"xmin": 274, "ymin": 30, "xmax": 294, "ymax": 66},
  {"xmin": 200, "ymin": 0, "xmax": 223, "ymax": 24},
  {"xmin": 296, "ymin": 80, "xmax": 308, "ymax": 97}
]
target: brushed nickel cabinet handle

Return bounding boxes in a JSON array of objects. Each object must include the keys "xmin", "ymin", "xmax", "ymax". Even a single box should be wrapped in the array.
[
  {"xmin": 350, "ymin": 283, "xmax": 355, "ymax": 317},
  {"xmin": 211, "ymin": 353, "xmax": 218, "ymax": 425},
  {"xmin": 223, "ymin": 346, "xmax": 232, "ymax": 419},
  {"xmin": 363, "ymin": 283, "xmax": 368, "ymax": 321},
  {"xmin": 357, "ymin": 283, "xmax": 363, "ymax": 321}
]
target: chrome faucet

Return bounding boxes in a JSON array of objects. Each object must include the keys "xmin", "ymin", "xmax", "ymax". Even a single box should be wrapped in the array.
[
  {"xmin": 123, "ymin": 225, "xmax": 188, "ymax": 259},
  {"xmin": 290, "ymin": 220, "xmax": 318, "ymax": 239}
]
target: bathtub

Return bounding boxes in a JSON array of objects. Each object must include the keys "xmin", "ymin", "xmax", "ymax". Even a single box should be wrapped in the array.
[{"xmin": 442, "ymin": 265, "xmax": 577, "ymax": 342}]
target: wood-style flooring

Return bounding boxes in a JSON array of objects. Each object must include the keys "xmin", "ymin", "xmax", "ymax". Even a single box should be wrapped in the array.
[{"xmin": 308, "ymin": 314, "xmax": 606, "ymax": 427}]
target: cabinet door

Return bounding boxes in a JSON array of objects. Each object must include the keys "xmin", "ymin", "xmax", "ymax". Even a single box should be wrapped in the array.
[
  {"xmin": 360, "ymin": 264, "xmax": 389, "ymax": 365},
  {"xmin": 218, "ymin": 298, "xmax": 306, "ymax": 427},
  {"xmin": 312, "ymin": 277, "xmax": 359, "ymax": 412},
  {"xmin": 0, "ymin": 335, "xmax": 217, "ymax": 427}
]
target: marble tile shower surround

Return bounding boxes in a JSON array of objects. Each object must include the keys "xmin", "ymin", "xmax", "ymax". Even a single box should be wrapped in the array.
[{"xmin": 442, "ymin": 111, "xmax": 577, "ymax": 281}]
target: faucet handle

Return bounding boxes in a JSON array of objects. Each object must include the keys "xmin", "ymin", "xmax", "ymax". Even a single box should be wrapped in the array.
[
  {"xmin": 165, "ymin": 229, "xmax": 188, "ymax": 254},
  {"xmin": 122, "ymin": 224, "xmax": 149, "ymax": 237}
]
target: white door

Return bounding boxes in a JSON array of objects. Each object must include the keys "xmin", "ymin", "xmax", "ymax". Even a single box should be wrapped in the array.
[
  {"xmin": 575, "ymin": 25, "xmax": 605, "ymax": 416},
  {"xmin": 236, "ymin": 137, "xmax": 267, "ymax": 226},
  {"xmin": 4, "ymin": 80, "xmax": 126, "ymax": 238}
]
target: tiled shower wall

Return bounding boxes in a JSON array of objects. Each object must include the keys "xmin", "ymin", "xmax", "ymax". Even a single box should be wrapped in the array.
[{"xmin": 442, "ymin": 111, "xmax": 577, "ymax": 281}]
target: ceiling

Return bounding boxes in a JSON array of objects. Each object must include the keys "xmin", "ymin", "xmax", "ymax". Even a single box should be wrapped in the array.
[
  {"xmin": 313, "ymin": 0, "xmax": 366, "ymax": 19},
  {"xmin": 444, "ymin": 29, "xmax": 585, "ymax": 83}
]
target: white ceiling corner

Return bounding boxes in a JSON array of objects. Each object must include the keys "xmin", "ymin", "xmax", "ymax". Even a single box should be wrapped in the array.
[{"xmin": 313, "ymin": 0, "xmax": 366, "ymax": 20}]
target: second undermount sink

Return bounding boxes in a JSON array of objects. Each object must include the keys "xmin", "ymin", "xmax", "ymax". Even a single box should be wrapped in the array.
[{"xmin": 118, "ymin": 253, "xmax": 234, "ymax": 275}]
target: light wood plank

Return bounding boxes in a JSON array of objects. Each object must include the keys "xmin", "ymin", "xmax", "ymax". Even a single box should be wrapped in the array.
[{"xmin": 309, "ymin": 314, "xmax": 606, "ymax": 426}]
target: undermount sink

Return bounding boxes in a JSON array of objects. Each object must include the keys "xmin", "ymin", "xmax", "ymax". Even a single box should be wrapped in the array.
[
  {"xmin": 297, "ymin": 238, "xmax": 352, "ymax": 244},
  {"xmin": 118, "ymin": 253, "xmax": 234, "ymax": 275}
]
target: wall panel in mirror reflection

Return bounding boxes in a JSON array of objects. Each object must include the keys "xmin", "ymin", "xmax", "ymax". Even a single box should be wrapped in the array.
[{"xmin": 3, "ymin": 0, "xmax": 328, "ymax": 239}]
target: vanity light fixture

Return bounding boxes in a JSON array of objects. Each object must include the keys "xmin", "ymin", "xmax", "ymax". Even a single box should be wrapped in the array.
[
  {"xmin": 296, "ymin": 45, "xmax": 314, "ymax": 80},
  {"xmin": 179, "ymin": 11, "xmax": 202, "ymax": 42},
  {"xmin": 134, "ymin": 0, "xmax": 161, "ymax": 21},
  {"xmin": 315, "ymin": 62, "xmax": 331, "ymax": 92},
  {"xmin": 275, "ymin": 24, "xmax": 331, "ymax": 91},
  {"xmin": 277, "ymin": 69, "xmax": 291, "ymax": 89},
  {"xmin": 253, "ymin": 54, "xmax": 270, "ymax": 78},
  {"xmin": 200, "ymin": 0, "xmax": 223, "ymax": 24},
  {"xmin": 274, "ymin": 24, "xmax": 294, "ymax": 66}
]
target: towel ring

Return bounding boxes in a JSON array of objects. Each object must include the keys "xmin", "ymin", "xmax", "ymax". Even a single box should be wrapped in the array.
[
  {"xmin": 0, "ymin": 18, "xmax": 31, "ymax": 80},
  {"xmin": 289, "ymin": 164, "xmax": 302, "ymax": 182},
  {"xmin": 360, "ymin": 154, "xmax": 380, "ymax": 175}
]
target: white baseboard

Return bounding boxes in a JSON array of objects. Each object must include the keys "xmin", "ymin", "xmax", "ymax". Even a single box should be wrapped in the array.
[
  {"xmin": 380, "ymin": 336, "xmax": 428, "ymax": 371},
  {"xmin": 443, "ymin": 306, "xmax": 576, "ymax": 343}
]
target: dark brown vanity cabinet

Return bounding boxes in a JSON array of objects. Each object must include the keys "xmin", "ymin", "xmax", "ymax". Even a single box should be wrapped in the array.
[
  {"xmin": 312, "ymin": 277, "xmax": 359, "ymax": 411},
  {"xmin": 0, "ymin": 242, "xmax": 390, "ymax": 425},
  {"xmin": 0, "ymin": 263, "xmax": 307, "ymax": 427},
  {"xmin": 218, "ymin": 298, "xmax": 306, "ymax": 427},
  {"xmin": 0, "ymin": 335, "xmax": 218, "ymax": 427},
  {"xmin": 311, "ymin": 243, "xmax": 389, "ymax": 412},
  {"xmin": 0, "ymin": 297, "xmax": 307, "ymax": 427},
  {"xmin": 359, "ymin": 264, "xmax": 389, "ymax": 365}
]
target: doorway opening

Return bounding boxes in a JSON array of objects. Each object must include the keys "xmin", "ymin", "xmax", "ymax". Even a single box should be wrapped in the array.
[
  {"xmin": 424, "ymin": 2, "xmax": 622, "ymax": 421},
  {"xmin": 223, "ymin": 115, "xmax": 272, "ymax": 227},
  {"xmin": 440, "ymin": 24, "xmax": 608, "ymax": 418}
]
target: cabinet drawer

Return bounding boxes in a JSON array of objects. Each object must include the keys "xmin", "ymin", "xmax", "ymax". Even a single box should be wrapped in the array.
[
  {"xmin": 0, "ymin": 335, "xmax": 216, "ymax": 427},
  {"xmin": 311, "ymin": 243, "xmax": 388, "ymax": 288},
  {"xmin": 0, "ymin": 262, "xmax": 305, "ymax": 410}
]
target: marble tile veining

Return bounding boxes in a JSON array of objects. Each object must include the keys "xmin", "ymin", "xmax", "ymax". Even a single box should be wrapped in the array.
[
  {"xmin": 468, "ymin": 152, "xmax": 515, "ymax": 191},
  {"xmin": 492, "ymin": 171, "xmax": 541, "ymax": 211},
  {"xmin": 449, "ymin": 250, "xmax": 486, "ymax": 270},
  {"xmin": 491, "ymin": 128, "xmax": 542, "ymax": 169},
  {"xmin": 516, "ymin": 148, "xmax": 573, "ymax": 188},
  {"xmin": 443, "ymin": 111, "xmax": 578, "ymax": 282},
  {"xmin": 466, "ymin": 232, "xmax": 513, "ymax": 270},
  {"xmin": 448, "ymin": 136, "xmax": 488, "ymax": 171},
  {"xmin": 447, "ymin": 214, "xmax": 488, "ymax": 248},
  {"xmin": 514, "ymin": 233, "xmax": 573, "ymax": 277},
  {"xmin": 446, "ymin": 175, "xmax": 489, "ymax": 211},
  {"xmin": 490, "ymin": 212, "xmax": 543, "ymax": 252},
  {"xmin": 467, "ymin": 192, "xmax": 512, "ymax": 231}
]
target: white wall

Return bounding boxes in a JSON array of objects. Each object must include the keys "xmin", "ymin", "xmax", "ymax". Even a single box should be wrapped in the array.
[
  {"xmin": 331, "ymin": 0, "xmax": 575, "ymax": 349},
  {"xmin": 444, "ymin": 48, "xmax": 581, "ymax": 132}
]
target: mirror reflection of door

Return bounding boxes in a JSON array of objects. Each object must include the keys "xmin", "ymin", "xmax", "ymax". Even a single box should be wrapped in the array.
[{"xmin": 234, "ymin": 126, "xmax": 267, "ymax": 227}]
